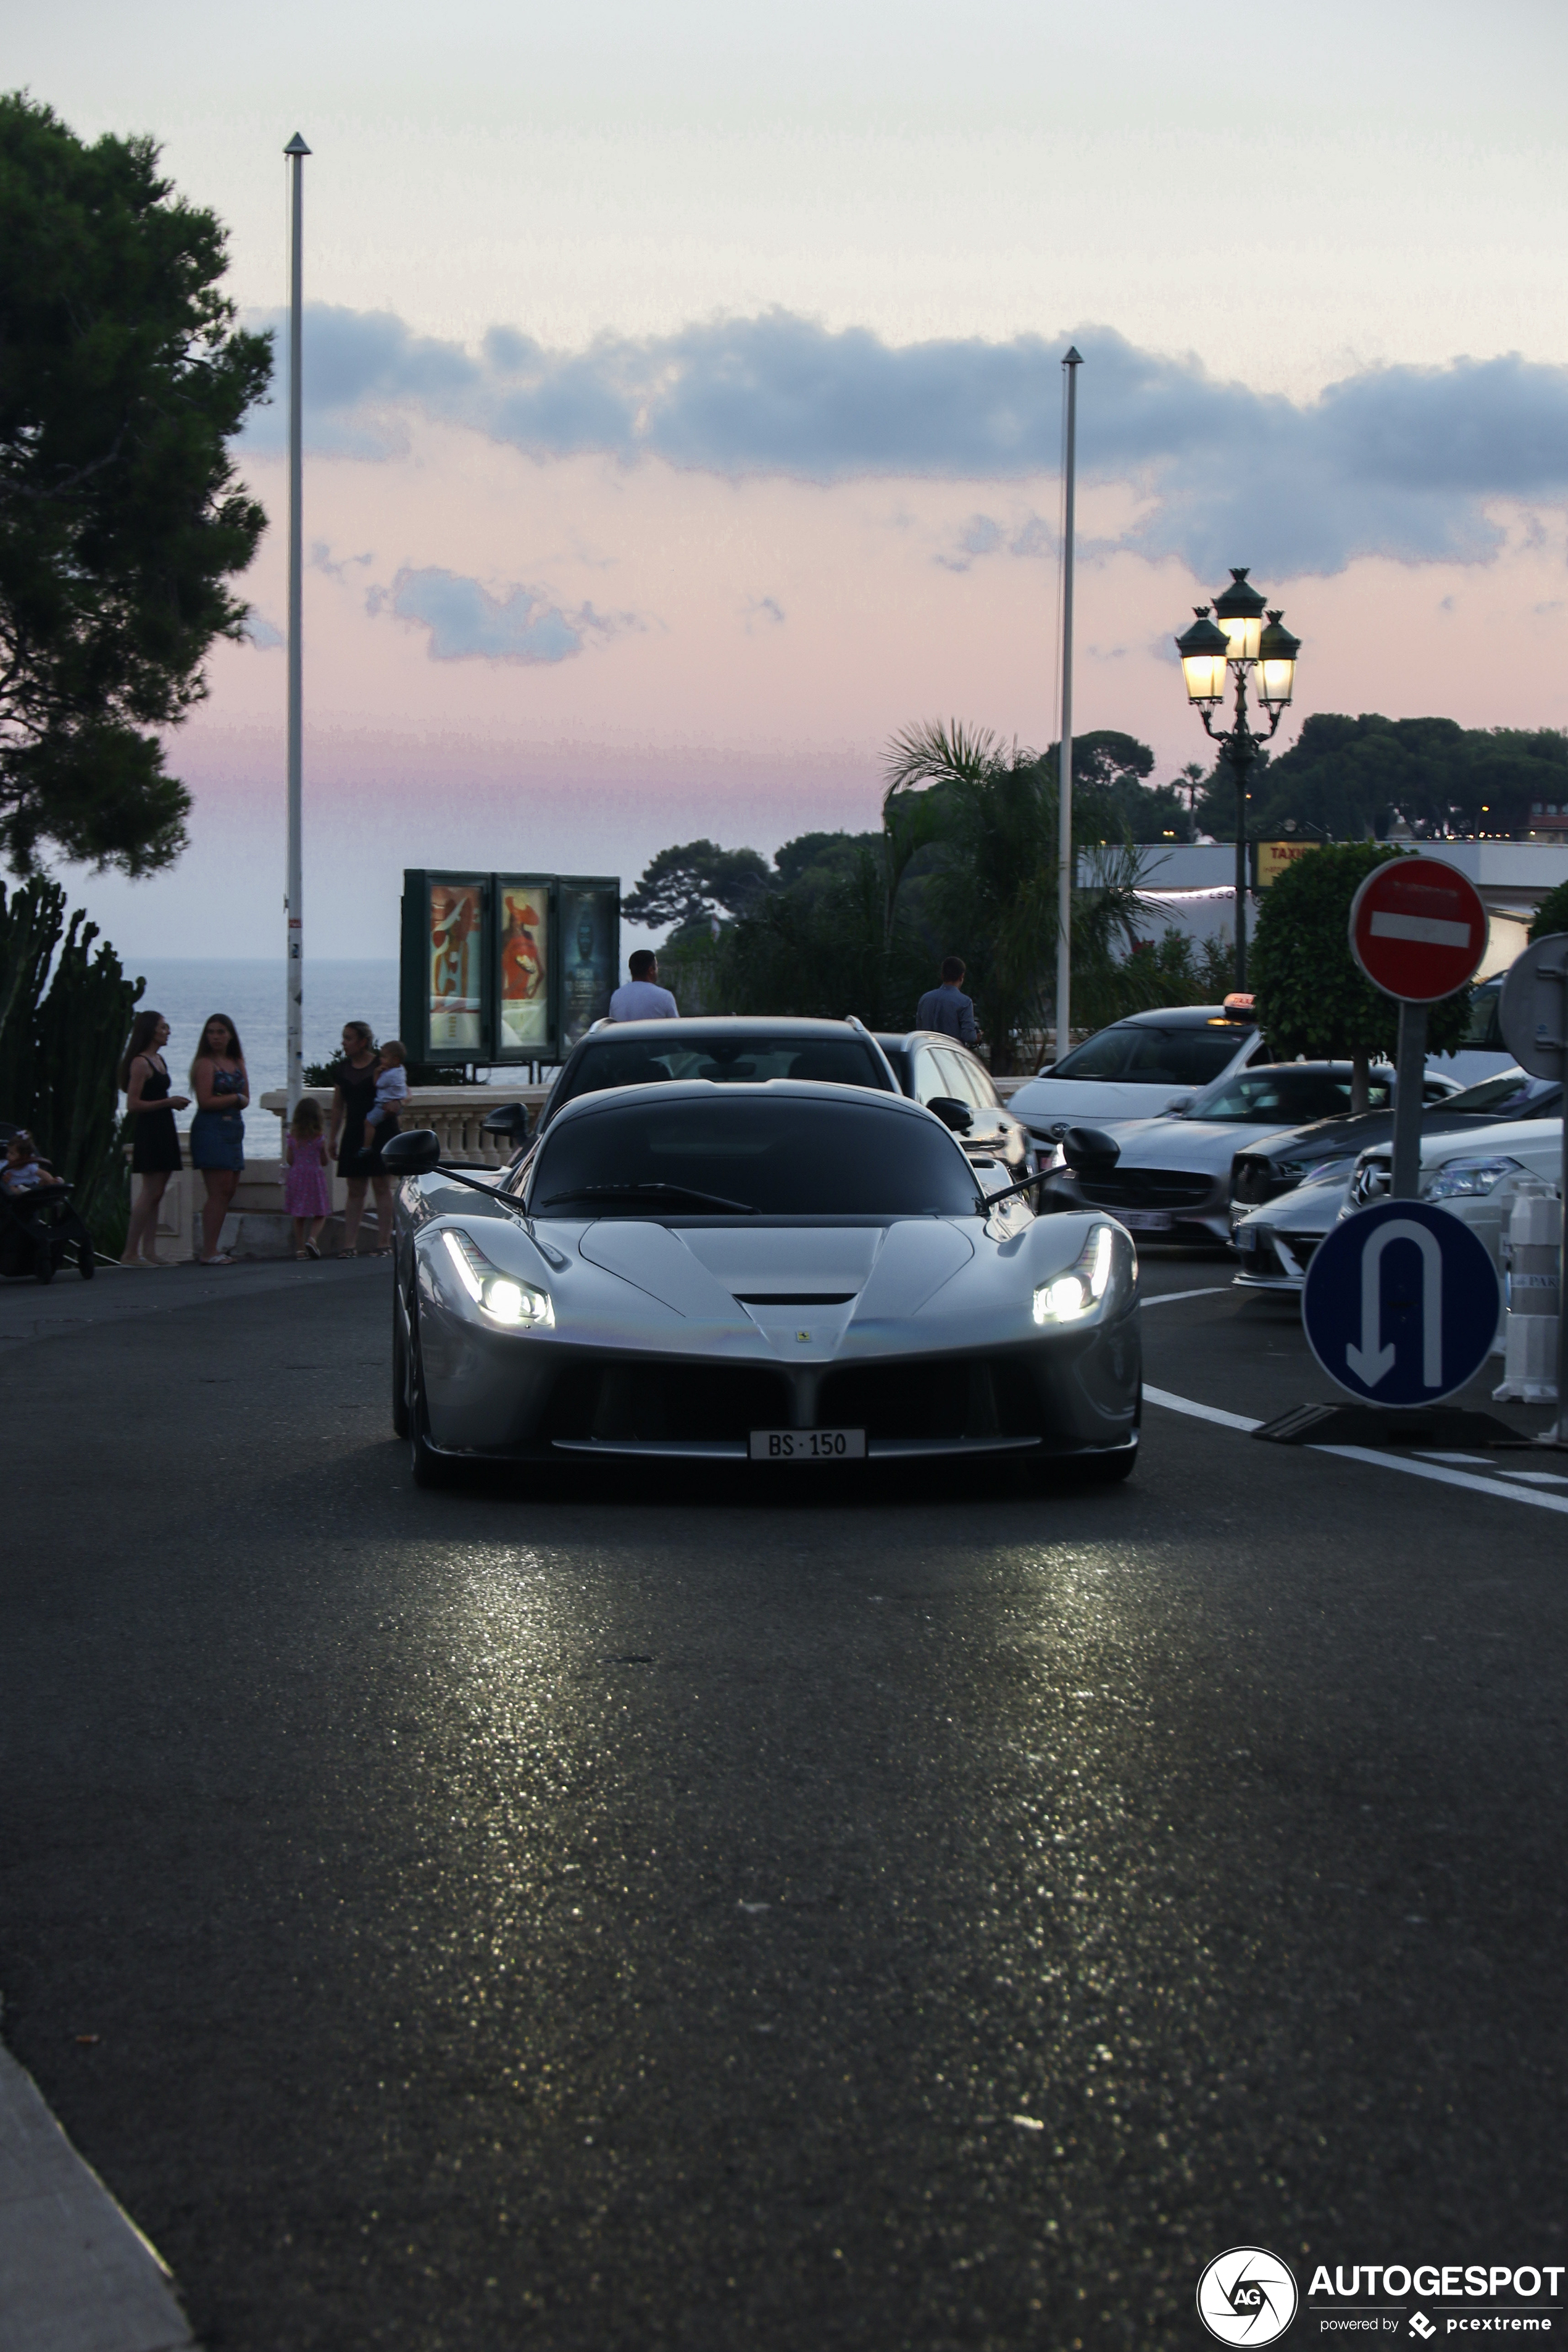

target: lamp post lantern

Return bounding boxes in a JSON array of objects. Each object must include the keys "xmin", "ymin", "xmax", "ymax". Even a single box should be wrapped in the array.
[{"xmin": 1173, "ymin": 569, "xmax": 1299, "ymax": 990}]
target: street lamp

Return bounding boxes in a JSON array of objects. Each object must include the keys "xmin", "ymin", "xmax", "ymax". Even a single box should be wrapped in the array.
[{"xmin": 1174, "ymin": 569, "xmax": 1301, "ymax": 989}]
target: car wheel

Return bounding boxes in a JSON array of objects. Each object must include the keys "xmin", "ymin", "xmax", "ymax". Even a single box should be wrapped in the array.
[
  {"xmin": 407, "ymin": 1304, "xmax": 462, "ymax": 1489},
  {"xmin": 391, "ymin": 1283, "xmax": 410, "ymax": 1437}
]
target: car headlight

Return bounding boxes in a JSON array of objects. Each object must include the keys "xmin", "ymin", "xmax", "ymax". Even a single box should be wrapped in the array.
[
  {"xmin": 1034, "ymin": 1222, "xmax": 1116, "ymax": 1324},
  {"xmin": 442, "ymin": 1228, "xmax": 554, "ymax": 1327},
  {"xmin": 1423, "ymin": 1156, "xmax": 1524, "ymax": 1202}
]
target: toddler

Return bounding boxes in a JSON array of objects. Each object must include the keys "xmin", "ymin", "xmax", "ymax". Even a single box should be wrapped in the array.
[
  {"xmin": 2, "ymin": 1132, "xmax": 62, "ymax": 1196},
  {"xmin": 283, "ymin": 1096, "xmax": 333, "ymax": 1258},
  {"xmin": 363, "ymin": 1041, "xmax": 409, "ymax": 1142}
]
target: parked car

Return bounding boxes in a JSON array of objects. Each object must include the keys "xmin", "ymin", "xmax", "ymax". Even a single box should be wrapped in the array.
[
  {"xmin": 1427, "ymin": 969, "xmax": 1527, "ymax": 1091},
  {"xmin": 385, "ymin": 1082, "xmax": 1141, "ymax": 1489},
  {"xmin": 533, "ymin": 1017, "xmax": 898, "ymax": 1140},
  {"xmin": 1340, "ymin": 1113, "xmax": 1565, "ymax": 1277},
  {"xmin": 1232, "ymin": 1065, "xmax": 1561, "ymax": 1216},
  {"xmin": 870, "ymin": 1030, "xmax": 1035, "ymax": 1180},
  {"xmin": 1037, "ymin": 1060, "xmax": 1448, "ymax": 1246},
  {"xmin": 1230, "ymin": 1168, "xmax": 1356, "ymax": 1293},
  {"xmin": 1005, "ymin": 1001, "xmax": 1266, "ymax": 1144}
]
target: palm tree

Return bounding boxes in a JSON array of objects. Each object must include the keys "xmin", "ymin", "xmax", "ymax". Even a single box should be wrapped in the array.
[{"xmin": 882, "ymin": 719, "xmax": 1158, "ymax": 1069}]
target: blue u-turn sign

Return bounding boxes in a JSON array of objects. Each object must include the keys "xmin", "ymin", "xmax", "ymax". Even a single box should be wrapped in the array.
[{"xmin": 1301, "ymin": 1199, "xmax": 1501, "ymax": 1406}]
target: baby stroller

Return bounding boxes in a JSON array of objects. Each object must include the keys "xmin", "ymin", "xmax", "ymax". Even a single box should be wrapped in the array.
[{"xmin": 0, "ymin": 1122, "xmax": 96, "ymax": 1284}]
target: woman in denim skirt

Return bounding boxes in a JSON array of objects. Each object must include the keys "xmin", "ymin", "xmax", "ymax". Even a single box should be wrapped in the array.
[{"xmin": 189, "ymin": 1014, "xmax": 249, "ymax": 1263}]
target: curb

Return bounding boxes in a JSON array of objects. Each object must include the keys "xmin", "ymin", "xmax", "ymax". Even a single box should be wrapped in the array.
[{"xmin": 0, "ymin": 2039, "xmax": 194, "ymax": 2352}]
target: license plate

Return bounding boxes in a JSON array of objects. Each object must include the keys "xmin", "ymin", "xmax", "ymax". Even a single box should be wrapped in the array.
[
  {"xmin": 749, "ymin": 1428, "xmax": 867, "ymax": 1462},
  {"xmin": 1116, "ymin": 1209, "xmax": 1174, "ymax": 1232}
]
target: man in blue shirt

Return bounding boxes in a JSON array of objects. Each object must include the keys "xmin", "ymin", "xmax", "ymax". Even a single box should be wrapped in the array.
[
  {"xmin": 915, "ymin": 957, "xmax": 978, "ymax": 1046},
  {"xmin": 608, "ymin": 949, "xmax": 680, "ymax": 1020}
]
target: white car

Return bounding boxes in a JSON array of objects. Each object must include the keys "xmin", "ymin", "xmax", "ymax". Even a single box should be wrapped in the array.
[
  {"xmin": 1341, "ymin": 1116, "xmax": 1564, "ymax": 1274},
  {"xmin": 1006, "ymin": 1003, "xmax": 1267, "ymax": 1141},
  {"xmin": 1231, "ymin": 1166, "xmax": 1355, "ymax": 1291}
]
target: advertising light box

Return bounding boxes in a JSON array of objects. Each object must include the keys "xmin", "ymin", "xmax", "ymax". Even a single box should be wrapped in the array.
[{"xmin": 400, "ymin": 871, "xmax": 620, "ymax": 1065}]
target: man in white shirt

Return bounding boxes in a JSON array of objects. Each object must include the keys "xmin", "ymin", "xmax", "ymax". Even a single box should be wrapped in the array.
[{"xmin": 608, "ymin": 949, "xmax": 679, "ymax": 1020}]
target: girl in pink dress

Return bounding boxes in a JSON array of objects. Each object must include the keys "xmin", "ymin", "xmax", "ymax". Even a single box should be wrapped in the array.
[{"xmin": 283, "ymin": 1097, "xmax": 333, "ymax": 1259}]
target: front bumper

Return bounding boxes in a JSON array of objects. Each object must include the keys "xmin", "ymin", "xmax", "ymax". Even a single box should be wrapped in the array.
[
  {"xmin": 412, "ymin": 1298, "xmax": 1143, "ymax": 1467},
  {"xmin": 1229, "ymin": 1219, "xmax": 1328, "ymax": 1292},
  {"xmin": 1043, "ymin": 1170, "xmax": 1230, "ymax": 1244}
]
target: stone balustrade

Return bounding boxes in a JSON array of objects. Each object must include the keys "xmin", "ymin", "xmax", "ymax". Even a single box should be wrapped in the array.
[{"xmin": 257, "ymin": 1085, "xmax": 550, "ymax": 1167}]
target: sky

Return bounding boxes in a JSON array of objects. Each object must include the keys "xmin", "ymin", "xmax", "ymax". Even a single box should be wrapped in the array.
[{"xmin": 14, "ymin": 0, "xmax": 1568, "ymax": 962}]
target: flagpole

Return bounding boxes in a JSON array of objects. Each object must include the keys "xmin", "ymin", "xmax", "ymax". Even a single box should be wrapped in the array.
[
  {"xmin": 1055, "ymin": 347, "xmax": 1082, "ymax": 1070},
  {"xmin": 284, "ymin": 133, "xmax": 311, "ymax": 1116}
]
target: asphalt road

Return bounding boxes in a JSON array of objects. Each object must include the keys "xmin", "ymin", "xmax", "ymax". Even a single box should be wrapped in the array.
[{"xmin": 2, "ymin": 1250, "xmax": 1565, "ymax": 2350}]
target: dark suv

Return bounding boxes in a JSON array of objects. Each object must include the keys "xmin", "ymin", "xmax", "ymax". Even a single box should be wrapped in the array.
[{"xmin": 533, "ymin": 1016, "xmax": 898, "ymax": 1138}]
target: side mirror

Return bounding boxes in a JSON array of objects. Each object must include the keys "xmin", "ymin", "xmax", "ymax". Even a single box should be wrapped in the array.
[
  {"xmin": 482, "ymin": 1101, "xmax": 531, "ymax": 1141},
  {"xmin": 1164, "ymin": 1093, "xmax": 1195, "ymax": 1117},
  {"xmin": 927, "ymin": 1095, "xmax": 974, "ymax": 1134},
  {"xmin": 1035, "ymin": 1061, "xmax": 1056, "ymax": 1078},
  {"xmin": 1061, "ymin": 1124, "xmax": 1120, "ymax": 1174},
  {"xmin": 381, "ymin": 1128, "xmax": 442, "ymax": 1175}
]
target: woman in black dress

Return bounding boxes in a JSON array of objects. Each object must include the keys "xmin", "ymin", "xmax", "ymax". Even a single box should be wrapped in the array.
[
  {"xmin": 328, "ymin": 1021, "xmax": 395, "ymax": 1256},
  {"xmin": 118, "ymin": 1011, "xmax": 190, "ymax": 1266}
]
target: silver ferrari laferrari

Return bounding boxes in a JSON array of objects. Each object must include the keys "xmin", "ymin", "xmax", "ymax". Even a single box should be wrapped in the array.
[{"xmin": 385, "ymin": 1082, "xmax": 1141, "ymax": 1489}]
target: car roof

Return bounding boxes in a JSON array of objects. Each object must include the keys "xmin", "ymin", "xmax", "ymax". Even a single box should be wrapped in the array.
[
  {"xmin": 544, "ymin": 1076, "xmax": 944, "ymax": 1129},
  {"xmin": 1096, "ymin": 1005, "xmax": 1257, "ymax": 1031},
  {"xmin": 870, "ymin": 1030, "xmax": 982, "ymax": 1051},
  {"xmin": 571, "ymin": 1015, "xmax": 875, "ymax": 1042}
]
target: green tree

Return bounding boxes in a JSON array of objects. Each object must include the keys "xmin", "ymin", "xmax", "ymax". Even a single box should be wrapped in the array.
[
  {"xmin": 0, "ymin": 95, "xmax": 271, "ymax": 874},
  {"xmin": 1250, "ymin": 844, "xmax": 1472, "ymax": 1111},
  {"xmin": 1528, "ymin": 878, "xmax": 1568, "ymax": 943},
  {"xmin": 620, "ymin": 838, "xmax": 777, "ymax": 940},
  {"xmin": 1234, "ymin": 712, "xmax": 1568, "ymax": 843}
]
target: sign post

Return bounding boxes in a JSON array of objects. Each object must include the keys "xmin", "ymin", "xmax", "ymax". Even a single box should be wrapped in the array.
[
  {"xmin": 1258, "ymin": 853, "xmax": 1503, "ymax": 1448},
  {"xmin": 1499, "ymin": 933, "xmax": 1568, "ymax": 1438},
  {"xmin": 1348, "ymin": 856, "xmax": 1488, "ymax": 1200}
]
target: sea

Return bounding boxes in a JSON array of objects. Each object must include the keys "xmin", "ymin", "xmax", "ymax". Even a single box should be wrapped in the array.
[{"xmin": 136, "ymin": 959, "xmax": 399, "ymax": 1155}]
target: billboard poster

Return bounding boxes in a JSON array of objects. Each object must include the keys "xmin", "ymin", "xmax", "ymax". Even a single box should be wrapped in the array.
[
  {"xmin": 427, "ymin": 877, "xmax": 485, "ymax": 1051},
  {"xmin": 496, "ymin": 880, "xmax": 551, "ymax": 1056},
  {"xmin": 557, "ymin": 878, "xmax": 619, "ymax": 1050}
]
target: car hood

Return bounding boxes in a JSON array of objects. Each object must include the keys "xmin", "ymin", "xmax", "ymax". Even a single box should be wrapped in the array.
[
  {"xmin": 1246, "ymin": 1101, "xmax": 1521, "ymax": 1169},
  {"xmin": 1416, "ymin": 1115, "xmax": 1566, "ymax": 1174},
  {"xmin": 1098, "ymin": 1116, "xmax": 1298, "ymax": 1172},
  {"xmin": 1236, "ymin": 1175, "xmax": 1351, "ymax": 1233},
  {"xmin": 575, "ymin": 1218, "xmax": 976, "ymax": 1337}
]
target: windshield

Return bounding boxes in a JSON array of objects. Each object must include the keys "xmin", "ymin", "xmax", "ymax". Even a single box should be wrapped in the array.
[
  {"xmin": 554, "ymin": 1033, "xmax": 893, "ymax": 1111},
  {"xmin": 1461, "ymin": 976, "xmax": 1504, "ymax": 1049},
  {"xmin": 1049, "ymin": 1022, "xmax": 1253, "ymax": 1088},
  {"xmin": 1445, "ymin": 1068, "xmax": 1562, "ymax": 1119},
  {"xmin": 1187, "ymin": 1067, "xmax": 1390, "ymax": 1124},
  {"xmin": 530, "ymin": 1093, "xmax": 981, "ymax": 1218}
]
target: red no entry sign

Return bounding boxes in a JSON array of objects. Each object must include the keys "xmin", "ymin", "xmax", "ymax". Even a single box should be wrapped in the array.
[{"xmin": 1348, "ymin": 856, "xmax": 1488, "ymax": 1003}]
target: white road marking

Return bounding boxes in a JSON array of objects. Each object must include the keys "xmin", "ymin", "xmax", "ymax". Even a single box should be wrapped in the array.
[
  {"xmin": 1496, "ymin": 1469, "xmax": 1568, "ymax": 1486},
  {"xmin": 1142, "ymin": 1385, "xmax": 1260, "ymax": 1433},
  {"xmin": 1141, "ymin": 1385, "xmax": 1568, "ymax": 1516},
  {"xmin": 1140, "ymin": 1288, "xmax": 1235, "ymax": 1308}
]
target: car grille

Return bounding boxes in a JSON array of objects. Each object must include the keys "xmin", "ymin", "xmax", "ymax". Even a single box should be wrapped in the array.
[
  {"xmin": 818, "ymin": 1357, "xmax": 1046, "ymax": 1441},
  {"xmin": 1349, "ymin": 1159, "xmax": 1391, "ymax": 1209},
  {"xmin": 541, "ymin": 1362, "xmax": 793, "ymax": 1443},
  {"xmin": 1074, "ymin": 1169, "xmax": 1215, "ymax": 1211}
]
